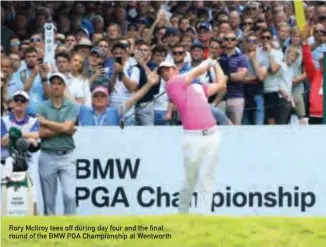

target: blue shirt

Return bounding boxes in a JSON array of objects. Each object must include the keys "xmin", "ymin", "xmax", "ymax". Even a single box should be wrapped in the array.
[
  {"xmin": 1, "ymin": 112, "xmax": 40, "ymax": 158},
  {"xmin": 6, "ymin": 71, "xmax": 24, "ymax": 99},
  {"xmin": 312, "ymin": 44, "xmax": 326, "ymax": 69},
  {"xmin": 78, "ymin": 105, "xmax": 120, "ymax": 126},
  {"xmin": 220, "ymin": 51, "xmax": 249, "ymax": 98},
  {"xmin": 17, "ymin": 68, "xmax": 47, "ymax": 116}
]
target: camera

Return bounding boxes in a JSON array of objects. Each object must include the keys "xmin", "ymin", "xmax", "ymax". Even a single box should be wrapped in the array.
[{"xmin": 115, "ymin": 56, "xmax": 123, "ymax": 64}]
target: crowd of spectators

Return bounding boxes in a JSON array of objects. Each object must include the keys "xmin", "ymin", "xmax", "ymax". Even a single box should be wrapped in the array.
[{"xmin": 1, "ymin": 1, "xmax": 325, "ymax": 126}]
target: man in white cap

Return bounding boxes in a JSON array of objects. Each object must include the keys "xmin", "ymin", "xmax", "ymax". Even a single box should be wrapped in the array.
[
  {"xmin": 157, "ymin": 59, "xmax": 227, "ymax": 214},
  {"xmin": 36, "ymin": 73, "xmax": 79, "ymax": 215},
  {"xmin": 1, "ymin": 90, "xmax": 40, "ymax": 214}
]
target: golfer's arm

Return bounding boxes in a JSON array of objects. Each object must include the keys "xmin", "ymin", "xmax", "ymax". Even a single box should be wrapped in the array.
[
  {"xmin": 207, "ymin": 63, "xmax": 227, "ymax": 96},
  {"xmin": 42, "ymin": 120, "xmax": 75, "ymax": 135},
  {"xmin": 39, "ymin": 127, "xmax": 59, "ymax": 139},
  {"xmin": 122, "ymin": 82, "xmax": 153, "ymax": 114},
  {"xmin": 185, "ymin": 61, "xmax": 211, "ymax": 85}
]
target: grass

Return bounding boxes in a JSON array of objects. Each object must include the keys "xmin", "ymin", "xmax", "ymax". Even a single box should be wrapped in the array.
[{"xmin": 1, "ymin": 216, "xmax": 326, "ymax": 247}]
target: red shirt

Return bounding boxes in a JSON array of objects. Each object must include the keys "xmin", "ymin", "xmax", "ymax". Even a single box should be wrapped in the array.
[{"xmin": 302, "ymin": 44, "xmax": 323, "ymax": 118}]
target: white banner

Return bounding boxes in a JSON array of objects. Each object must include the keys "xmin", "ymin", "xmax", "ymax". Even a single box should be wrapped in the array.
[{"xmin": 33, "ymin": 127, "xmax": 326, "ymax": 216}]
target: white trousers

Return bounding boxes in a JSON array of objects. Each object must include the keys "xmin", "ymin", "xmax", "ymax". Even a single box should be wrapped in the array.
[{"xmin": 178, "ymin": 126, "xmax": 220, "ymax": 214}]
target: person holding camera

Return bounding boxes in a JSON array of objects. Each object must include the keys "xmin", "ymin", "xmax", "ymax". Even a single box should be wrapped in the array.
[
  {"xmin": 86, "ymin": 47, "xmax": 110, "ymax": 92},
  {"xmin": 1, "ymin": 91, "xmax": 40, "ymax": 214},
  {"xmin": 36, "ymin": 73, "xmax": 79, "ymax": 215},
  {"xmin": 133, "ymin": 41, "xmax": 160, "ymax": 125},
  {"xmin": 16, "ymin": 47, "xmax": 51, "ymax": 116},
  {"xmin": 108, "ymin": 42, "xmax": 140, "ymax": 126}
]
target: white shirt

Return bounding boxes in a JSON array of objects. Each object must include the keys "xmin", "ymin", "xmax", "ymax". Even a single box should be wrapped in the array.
[
  {"xmin": 277, "ymin": 62, "xmax": 294, "ymax": 98},
  {"xmin": 258, "ymin": 48, "xmax": 284, "ymax": 93},
  {"xmin": 109, "ymin": 57, "xmax": 140, "ymax": 116},
  {"xmin": 66, "ymin": 74, "xmax": 92, "ymax": 107}
]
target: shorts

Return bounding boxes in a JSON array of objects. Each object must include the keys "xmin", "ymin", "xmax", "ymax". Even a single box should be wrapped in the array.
[{"xmin": 264, "ymin": 92, "xmax": 279, "ymax": 120}]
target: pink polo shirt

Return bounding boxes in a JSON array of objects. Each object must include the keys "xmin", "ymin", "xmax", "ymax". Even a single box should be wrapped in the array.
[{"xmin": 166, "ymin": 75, "xmax": 216, "ymax": 130}]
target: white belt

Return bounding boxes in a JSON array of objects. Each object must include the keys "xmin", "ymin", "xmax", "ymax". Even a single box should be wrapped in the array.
[{"xmin": 183, "ymin": 125, "xmax": 217, "ymax": 136}]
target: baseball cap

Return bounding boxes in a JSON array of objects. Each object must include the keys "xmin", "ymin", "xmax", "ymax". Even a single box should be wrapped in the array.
[
  {"xmin": 191, "ymin": 41, "xmax": 204, "ymax": 50},
  {"xmin": 13, "ymin": 91, "xmax": 29, "ymax": 100},
  {"xmin": 92, "ymin": 86, "xmax": 109, "ymax": 96},
  {"xmin": 127, "ymin": 23, "xmax": 139, "ymax": 31},
  {"xmin": 91, "ymin": 47, "xmax": 105, "ymax": 58},
  {"xmin": 197, "ymin": 22, "xmax": 212, "ymax": 31},
  {"xmin": 164, "ymin": 28, "xmax": 180, "ymax": 38},
  {"xmin": 157, "ymin": 61, "xmax": 177, "ymax": 74},
  {"xmin": 49, "ymin": 73, "xmax": 67, "ymax": 84}
]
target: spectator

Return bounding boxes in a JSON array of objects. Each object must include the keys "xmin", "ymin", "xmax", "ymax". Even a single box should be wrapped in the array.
[
  {"xmin": 16, "ymin": 47, "xmax": 51, "ymax": 115},
  {"xmin": 276, "ymin": 46, "xmax": 300, "ymax": 124},
  {"xmin": 171, "ymin": 43, "xmax": 192, "ymax": 74},
  {"xmin": 74, "ymin": 38, "xmax": 93, "ymax": 59},
  {"xmin": 258, "ymin": 28, "xmax": 284, "ymax": 125},
  {"xmin": 1, "ymin": 90, "xmax": 40, "ymax": 214},
  {"xmin": 277, "ymin": 22, "xmax": 291, "ymax": 52},
  {"xmin": 79, "ymin": 73, "xmax": 158, "ymax": 126},
  {"xmin": 65, "ymin": 53, "xmax": 91, "ymax": 106},
  {"xmin": 1, "ymin": 71, "xmax": 8, "ymax": 116},
  {"xmin": 106, "ymin": 23, "xmax": 122, "ymax": 45},
  {"xmin": 134, "ymin": 41, "xmax": 160, "ymax": 126},
  {"xmin": 8, "ymin": 53, "xmax": 21, "ymax": 73},
  {"xmin": 148, "ymin": 45, "xmax": 170, "ymax": 126},
  {"xmin": 288, "ymin": 27, "xmax": 307, "ymax": 120},
  {"xmin": 229, "ymin": 10, "xmax": 243, "ymax": 40},
  {"xmin": 310, "ymin": 23, "xmax": 326, "ymax": 69},
  {"xmin": 87, "ymin": 47, "xmax": 110, "ymax": 91},
  {"xmin": 302, "ymin": 29, "xmax": 324, "ymax": 124},
  {"xmin": 220, "ymin": 31, "xmax": 248, "ymax": 125},
  {"xmin": 9, "ymin": 35, "xmax": 21, "ymax": 55},
  {"xmin": 37, "ymin": 73, "xmax": 79, "ymax": 215},
  {"xmin": 196, "ymin": 22, "xmax": 214, "ymax": 58},
  {"xmin": 243, "ymin": 33, "xmax": 268, "ymax": 125},
  {"xmin": 1, "ymin": 56, "xmax": 24, "ymax": 100},
  {"xmin": 108, "ymin": 43, "xmax": 140, "ymax": 126},
  {"xmin": 65, "ymin": 34, "xmax": 77, "ymax": 52}
]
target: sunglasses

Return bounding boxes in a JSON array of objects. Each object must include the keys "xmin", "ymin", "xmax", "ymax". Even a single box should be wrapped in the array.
[
  {"xmin": 93, "ymin": 94, "xmax": 106, "ymax": 98},
  {"xmin": 314, "ymin": 30, "xmax": 326, "ymax": 35},
  {"xmin": 224, "ymin": 37, "xmax": 237, "ymax": 42},
  {"xmin": 261, "ymin": 36, "xmax": 272, "ymax": 40},
  {"xmin": 247, "ymin": 39, "xmax": 258, "ymax": 44},
  {"xmin": 243, "ymin": 22, "xmax": 253, "ymax": 26},
  {"xmin": 173, "ymin": 51, "xmax": 185, "ymax": 56},
  {"xmin": 13, "ymin": 97, "xmax": 27, "ymax": 103},
  {"xmin": 248, "ymin": 7, "xmax": 257, "ymax": 11},
  {"xmin": 31, "ymin": 38, "xmax": 42, "ymax": 42}
]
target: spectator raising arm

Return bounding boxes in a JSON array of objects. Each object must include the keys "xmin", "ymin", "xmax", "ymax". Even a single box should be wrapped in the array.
[
  {"xmin": 120, "ymin": 72, "xmax": 159, "ymax": 115},
  {"xmin": 39, "ymin": 63, "xmax": 52, "ymax": 99}
]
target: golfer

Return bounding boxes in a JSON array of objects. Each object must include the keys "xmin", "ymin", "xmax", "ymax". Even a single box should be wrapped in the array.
[{"xmin": 157, "ymin": 58, "xmax": 227, "ymax": 214}]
